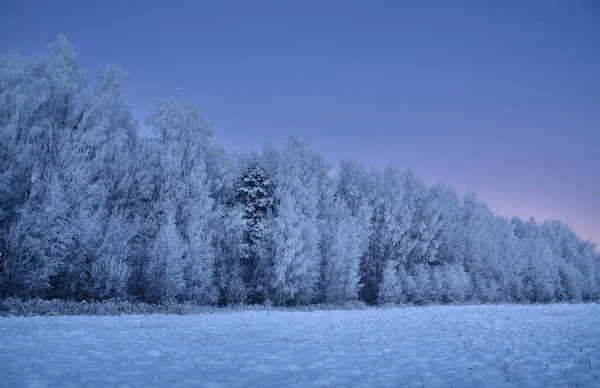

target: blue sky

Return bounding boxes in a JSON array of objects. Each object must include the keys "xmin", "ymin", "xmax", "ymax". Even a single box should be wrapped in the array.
[{"xmin": 1, "ymin": 0, "xmax": 598, "ymax": 244}]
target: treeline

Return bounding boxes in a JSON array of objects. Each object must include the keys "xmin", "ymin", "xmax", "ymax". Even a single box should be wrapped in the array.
[{"xmin": 1, "ymin": 37, "xmax": 599, "ymax": 307}]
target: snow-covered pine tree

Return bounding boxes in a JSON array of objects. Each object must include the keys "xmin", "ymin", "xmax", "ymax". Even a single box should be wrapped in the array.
[{"xmin": 234, "ymin": 159, "xmax": 275, "ymax": 304}]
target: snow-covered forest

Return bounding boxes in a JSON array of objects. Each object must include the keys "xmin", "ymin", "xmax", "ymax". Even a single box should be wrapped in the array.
[{"xmin": 1, "ymin": 36, "xmax": 599, "ymax": 307}]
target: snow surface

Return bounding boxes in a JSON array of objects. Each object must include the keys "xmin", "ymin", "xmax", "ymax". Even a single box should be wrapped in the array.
[{"xmin": 1, "ymin": 304, "xmax": 599, "ymax": 387}]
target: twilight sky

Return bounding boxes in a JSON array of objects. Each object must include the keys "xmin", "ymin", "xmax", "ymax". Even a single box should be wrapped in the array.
[{"xmin": 1, "ymin": 0, "xmax": 598, "ymax": 245}]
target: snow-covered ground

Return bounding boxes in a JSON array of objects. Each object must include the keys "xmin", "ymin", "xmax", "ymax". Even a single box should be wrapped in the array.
[{"xmin": 1, "ymin": 304, "xmax": 599, "ymax": 388}]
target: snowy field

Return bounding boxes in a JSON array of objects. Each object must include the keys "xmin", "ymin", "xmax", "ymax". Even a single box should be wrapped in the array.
[{"xmin": 1, "ymin": 304, "xmax": 599, "ymax": 388}]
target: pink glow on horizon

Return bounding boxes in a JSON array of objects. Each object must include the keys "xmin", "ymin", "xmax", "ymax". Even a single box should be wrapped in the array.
[{"xmin": 478, "ymin": 190, "xmax": 599, "ymax": 249}]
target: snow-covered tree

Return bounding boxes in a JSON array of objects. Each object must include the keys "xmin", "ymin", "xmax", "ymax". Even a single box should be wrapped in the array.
[
  {"xmin": 378, "ymin": 261, "xmax": 404, "ymax": 304},
  {"xmin": 143, "ymin": 99, "xmax": 217, "ymax": 304},
  {"xmin": 319, "ymin": 191, "xmax": 368, "ymax": 304},
  {"xmin": 269, "ymin": 137, "xmax": 324, "ymax": 305},
  {"xmin": 235, "ymin": 159, "xmax": 275, "ymax": 303},
  {"xmin": 513, "ymin": 217, "xmax": 561, "ymax": 303},
  {"xmin": 1, "ymin": 36, "xmax": 85, "ymax": 273},
  {"xmin": 213, "ymin": 205, "xmax": 246, "ymax": 305},
  {"xmin": 146, "ymin": 209, "xmax": 185, "ymax": 303},
  {"xmin": 409, "ymin": 182, "xmax": 458, "ymax": 266},
  {"xmin": 541, "ymin": 220, "xmax": 598, "ymax": 300},
  {"xmin": 368, "ymin": 167, "xmax": 422, "ymax": 304},
  {"xmin": 1, "ymin": 174, "xmax": 71, "ymax": 298}
]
